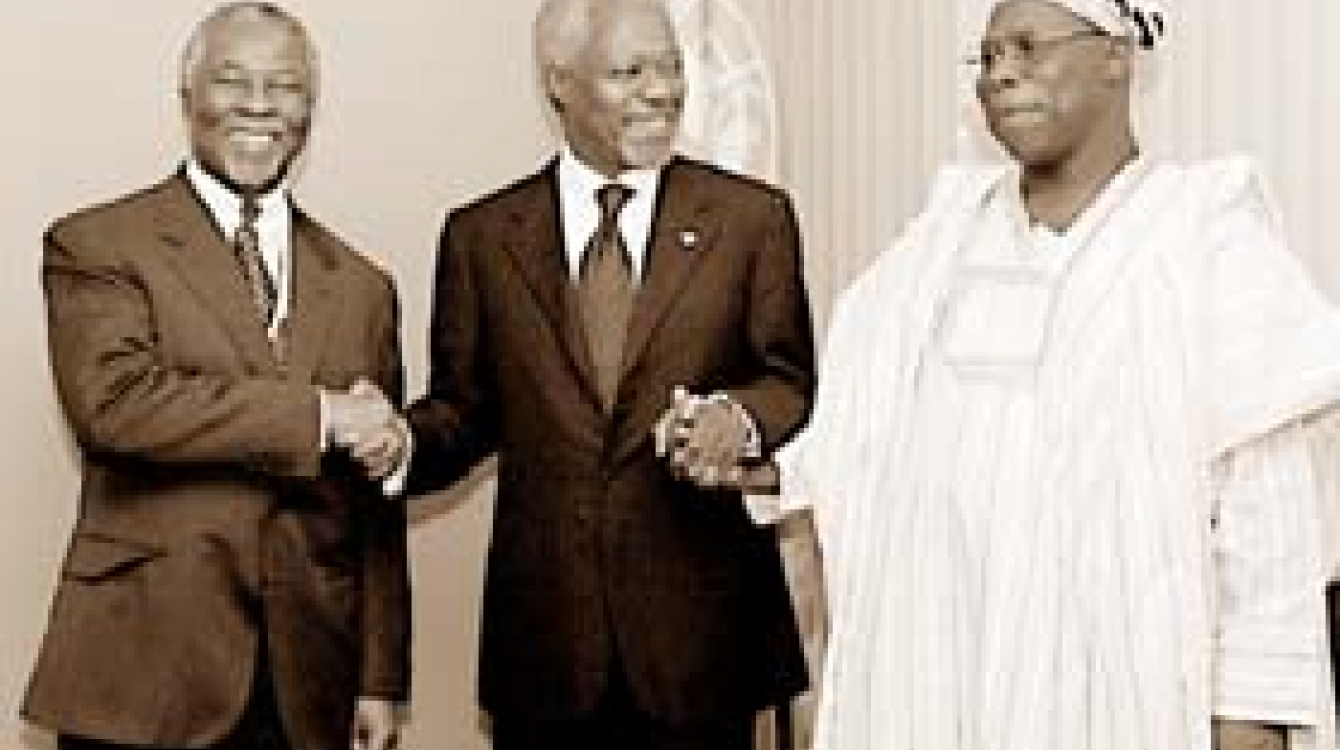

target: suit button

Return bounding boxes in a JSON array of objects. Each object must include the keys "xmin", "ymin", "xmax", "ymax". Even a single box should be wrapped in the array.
[{"xmin": 575, "ymin": 502, "xmax": 597, "ymax": 524}]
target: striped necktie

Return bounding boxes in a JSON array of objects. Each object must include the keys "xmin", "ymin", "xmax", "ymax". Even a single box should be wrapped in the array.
[{"xmin": 233, "ymin": 194, "xmax": 278, "ymax": 329}]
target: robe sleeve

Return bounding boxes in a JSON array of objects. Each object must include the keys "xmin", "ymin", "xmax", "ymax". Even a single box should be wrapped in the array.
[
  {"xmin": 1205, "ymin": 156, "xmax": 1340, "ymax": 727},
  {"xmin": 1212, "ymin": 425, "xmax": 1328, "ymax": 725},
  {"xmin": 1207, "ymin": 157, "xmax": 1340, "ymax": 455}
]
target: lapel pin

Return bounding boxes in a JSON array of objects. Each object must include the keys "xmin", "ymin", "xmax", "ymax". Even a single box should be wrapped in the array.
[{"xmin": 678, "ymin": 229, "xmax": 699, "ymax": 250}]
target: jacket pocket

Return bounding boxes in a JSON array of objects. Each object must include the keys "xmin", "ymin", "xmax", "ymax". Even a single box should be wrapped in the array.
[{"xmin": 61, "ymin": 532, "xmax": 164, "ymax": 582}]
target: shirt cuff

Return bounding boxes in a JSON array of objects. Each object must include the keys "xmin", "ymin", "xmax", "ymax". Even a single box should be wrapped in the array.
[
  {"xmin": 744, "ymin": 493, "xmax": 788, "ymax": 526},
  {"xmin": 380, "ymin": 418, "xmax": 413, "ymax": 496},
  {"xmin": 318, "ymin": 387, "xmax": 331, "ymax": 453}
]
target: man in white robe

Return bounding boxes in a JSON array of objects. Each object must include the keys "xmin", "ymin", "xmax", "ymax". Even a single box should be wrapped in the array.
[{"xmin": 662, "ymin": 1, "xmax": 1340, "ymax": 748}]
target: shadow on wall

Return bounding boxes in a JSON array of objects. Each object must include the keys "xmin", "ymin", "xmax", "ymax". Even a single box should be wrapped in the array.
[
  {"xmin": 405, "ymin": 458, "xmax": 498, "ymax": 750},
  {"xmin": 407, "ymin": 458, "xmax": 497, "ymax": 528},
  {"xmin": 22, "ymin": 722, "xmax": 54, "ymax": 750}
]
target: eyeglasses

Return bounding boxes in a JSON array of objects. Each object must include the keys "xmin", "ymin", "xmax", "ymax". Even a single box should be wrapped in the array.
[{"xmin": 964, "ymin": 30, "xmax": 1110, "ymax": 73}]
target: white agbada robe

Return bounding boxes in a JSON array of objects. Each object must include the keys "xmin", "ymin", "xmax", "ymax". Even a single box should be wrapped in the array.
[{"xmin": 763, "ymin": 157, "xmax": 1340, "ymax": 750}]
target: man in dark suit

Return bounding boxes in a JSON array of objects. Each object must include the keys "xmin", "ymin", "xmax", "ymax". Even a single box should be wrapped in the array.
[
  {"xmin": 405, "ymin": 0, "xmax": 815, "ymax": 748},
  {"xmin": 24, "ymin": 4, "xmax": 410, "ymax": 750}
]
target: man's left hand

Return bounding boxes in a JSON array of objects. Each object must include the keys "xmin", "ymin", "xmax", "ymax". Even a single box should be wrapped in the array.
[
  {"xmin": 351, "ymin": 696, "xmax": 400, "ymax": 750},
  {"xmin": 1213, "ymin": 719, "xmax": 1288, "ymax": 750},
  {"xmin": 656, "ymin": 390, "xmax": 753, "ymax": 488}
]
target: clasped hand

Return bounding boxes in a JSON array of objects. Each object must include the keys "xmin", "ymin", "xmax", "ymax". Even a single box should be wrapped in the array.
[
  {"xmin": 653, "ymin": 387, "xmax": 763, "ymax": 490},
  {"xmin": 1212, "ymin": 719, "xmax": 1288, "ymax": 750},
  {"xmin": 325, "ymin": 378, "xmax": 407, "ymax": 480}
]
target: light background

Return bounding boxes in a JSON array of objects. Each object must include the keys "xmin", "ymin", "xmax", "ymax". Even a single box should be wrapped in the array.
[{"xmin": 3, "ymin": 2, "xmax": 1337, "ymax": 750}]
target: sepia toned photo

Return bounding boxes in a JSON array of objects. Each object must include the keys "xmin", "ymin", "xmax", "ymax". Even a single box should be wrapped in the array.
[{"xmin": 2, "ymin": 2, "xmax": 1339, "ymax": 749}]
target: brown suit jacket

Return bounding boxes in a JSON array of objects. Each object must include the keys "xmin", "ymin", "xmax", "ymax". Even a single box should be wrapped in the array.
[
  {"xmin": 23, "ymin": 173, "xmax": 410, "ymax": 750},
  {"xmin": 408, "ymin": 156, "xmax": 815, "ymax": 723}
]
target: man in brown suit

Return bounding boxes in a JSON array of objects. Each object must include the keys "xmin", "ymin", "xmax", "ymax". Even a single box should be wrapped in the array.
[
  {"xmin": 23, "ymin": 4, "xmax": 410, "ymax": 750},
  {"xmin": 405, "ymin": 0, "xmax": 815, "ymax": 748}
]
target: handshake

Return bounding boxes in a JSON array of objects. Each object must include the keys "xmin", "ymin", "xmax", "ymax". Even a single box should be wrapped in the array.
[
  {"xmin": 653, "ymin": 387, "xmax": 779, "ymax": 492},
  {"xmin": 325, "ymin": 378, "xmax": 410, "ymax": 481}
]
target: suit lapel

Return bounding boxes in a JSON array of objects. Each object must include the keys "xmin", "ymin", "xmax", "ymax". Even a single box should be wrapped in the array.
[
  {"xmin": 498, "ymin": 159, "xmax": 718, "ymax": 412},
  {"xmin": 619, "ymin": 159, "xmax": 717, "ymax": 385},
  {"xmin": 154, "ymin": 175, "xmax": 278, "ymax": 372},
  {"xmin": 279, "ymin": 210, "xmax": 340, "ymax": 380},
  {"xmin": 498, "ymin": 162, "xmax": 604, "ymax": 407}
]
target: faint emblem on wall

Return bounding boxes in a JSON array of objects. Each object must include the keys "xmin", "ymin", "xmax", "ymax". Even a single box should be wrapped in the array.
[{"xmin": 668, "ymin": 0, "xmax": 779, "ymax": 182}]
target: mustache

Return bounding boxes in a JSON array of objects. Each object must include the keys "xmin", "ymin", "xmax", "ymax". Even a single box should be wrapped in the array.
[{"xmin": 985, "ymin": 99, "xmax": 1047, "ymax": 114}]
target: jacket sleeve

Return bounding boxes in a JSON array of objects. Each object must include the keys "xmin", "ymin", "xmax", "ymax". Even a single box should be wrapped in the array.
[
  {"xmin": 405, "ymin": 211, "xmax": 498, "ymax": 494},
  {"xmin": 722, "ymin": 188, "xmax": 817, "ymax": 453},
  {"xmin": 358, "ymin": 276, "xmax": 412, "ymax": 700}
]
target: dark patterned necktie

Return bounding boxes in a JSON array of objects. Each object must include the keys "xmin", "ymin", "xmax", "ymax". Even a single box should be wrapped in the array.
[
  {"xmin": 577, "ymin": 183, "xmax": 635, "ymax": 409},
  {"xmin": 233, "ymin": 195, "xmax": 278, "ymax": 329}
]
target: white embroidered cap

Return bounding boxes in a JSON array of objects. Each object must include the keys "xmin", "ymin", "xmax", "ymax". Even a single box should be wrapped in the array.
[{"xmin": 1035, "ymin": 0, "xmax": 1167, "ymax": 49}]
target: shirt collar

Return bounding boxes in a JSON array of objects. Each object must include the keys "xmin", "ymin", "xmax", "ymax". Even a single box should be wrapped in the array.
[
  {"xmin": 184, "ymin": 160, "xmax": 290, "ymax": 234},
  {"xmin": 556, "ymin": 147, "xmax": 664, "ymax": 280},
  {"xmin": 557, "ymin": 147, "xmax": 661, "ymax": 204}
]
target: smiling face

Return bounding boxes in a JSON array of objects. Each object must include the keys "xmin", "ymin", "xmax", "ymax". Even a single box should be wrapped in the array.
[
  {"xmin": 975, "ymin": 0, "xmax": 1129, "ymax": 168},
  {"xmin": 181, "ymin": 10, "xmax": 314, "ymax": 192},
  {"xmin": 546, "ymin": 1, "xmax": 685, "ymax": 177}
]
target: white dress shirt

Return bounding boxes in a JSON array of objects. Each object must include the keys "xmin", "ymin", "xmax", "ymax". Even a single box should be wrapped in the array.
[{"xmin": 557, "ymin": 147, "xmax": 661, "ymax": 282}]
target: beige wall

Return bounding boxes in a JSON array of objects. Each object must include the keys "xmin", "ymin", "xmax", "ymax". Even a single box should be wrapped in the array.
[{"xmin": 5, "ymin": 2, "xmax": 1339, "ymax": 750}]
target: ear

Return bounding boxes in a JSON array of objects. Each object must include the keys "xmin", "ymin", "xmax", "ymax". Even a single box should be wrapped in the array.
[
  {"xmin": 1102, "ymin": 37, "xmax": 1135, "ymax": 84},
  {"xmin": 542, "ymin": 63, "xmax": 570, "ymax": 111}
]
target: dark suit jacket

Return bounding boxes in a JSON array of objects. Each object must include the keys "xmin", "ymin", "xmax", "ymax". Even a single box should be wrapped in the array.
[
  {"xmin": 23, "ymin": 174, "xmax": 411, "ymax": 750},
  {"xmin": 408, "ymin": 156, "xmax": 815, "ymax": 723}
]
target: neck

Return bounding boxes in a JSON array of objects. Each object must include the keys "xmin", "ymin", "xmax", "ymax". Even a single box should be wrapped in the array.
[
  {"xmin": 190, "ymin": 159, "xmax": 287, "ymax": 201},
  {"xmin": 563, "ymin": 141, "xmax": 619, "ymax": 180},
  {"xmin": 1020, "ymin": 127, "xmax": 1139, "ymax": 231}
]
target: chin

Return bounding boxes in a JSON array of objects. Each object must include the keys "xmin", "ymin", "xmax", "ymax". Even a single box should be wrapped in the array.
[
  {"xmin": 620, "ymin": 140, "xmax": 676, "ymax": 171},
  {"xmin": 994, "ymin": 133, "xmax": 1064, "ymax": 169},
  {"xmin": 222, "ymin": 157, "xmax": 289, "ymax": 192}
]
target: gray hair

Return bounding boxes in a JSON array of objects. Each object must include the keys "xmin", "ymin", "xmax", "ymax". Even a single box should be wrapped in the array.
[
  {"xmin": 534, "ymin": 0, "xmax": 672, "ymax": 71},
  {"xmin": 179, "ymin": 2, "xmax": 318, "ymax": 96}
]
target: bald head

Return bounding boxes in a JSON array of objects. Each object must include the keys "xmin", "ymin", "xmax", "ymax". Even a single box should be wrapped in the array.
[{"xmin": 535, "ymin": 0, "xmax": 675, "ymax": 75}]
